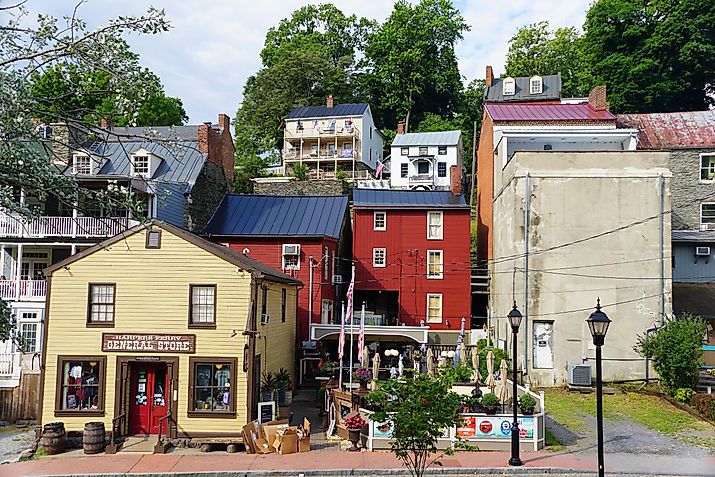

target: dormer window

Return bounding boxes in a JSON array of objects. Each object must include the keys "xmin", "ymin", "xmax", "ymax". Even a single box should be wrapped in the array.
[
  {"xmin": 131, "ymin": 155, "xmax": 150, "ymax": 176},
  {"xmin": 72, "ymin": 154, "xmax": 92, "ymax": 175},
  {"xmin": 503, "ymin": 77, "xmax": 516, "ymax": 96},
  {"xmin": 530, "ymin": 75, "xmax": 543, "ymax": 94}
]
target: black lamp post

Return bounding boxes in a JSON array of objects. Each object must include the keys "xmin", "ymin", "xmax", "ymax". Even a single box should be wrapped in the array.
[
  {"xmin": 507, "ymin": 301, "xmax": 523, "ymax": 467},
  {"xmin": 586, "ymin": 299, "xmax": 611, "ymax": 477}
]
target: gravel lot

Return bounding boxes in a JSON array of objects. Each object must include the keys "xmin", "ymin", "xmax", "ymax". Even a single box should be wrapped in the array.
[{"xmin": 0, "ymin": 426, "xmax": 36, "ymax": 464}]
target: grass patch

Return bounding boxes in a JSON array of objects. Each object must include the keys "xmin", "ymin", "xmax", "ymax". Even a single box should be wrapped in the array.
[
  {"xmin": 544, "ymin": 428, "xmax": 566, "ymax": 452},
  {"xmin": 0, "ymin": 425, "xmax": 18, "ymax": 434}
]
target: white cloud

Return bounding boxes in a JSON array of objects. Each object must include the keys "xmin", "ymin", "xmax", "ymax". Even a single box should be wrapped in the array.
[{"xmin": 24, "ymin": 0, "xmax": 591, "ymax": 123}]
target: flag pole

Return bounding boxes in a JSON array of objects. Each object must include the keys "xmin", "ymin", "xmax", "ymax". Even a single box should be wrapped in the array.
[
  {"xmin": 338, "ymin": 303, "xmax": 345, "ymax": 390},
  {"xmin": 349, "ymin": 307, "xmax": 354, "ymax": 391}
]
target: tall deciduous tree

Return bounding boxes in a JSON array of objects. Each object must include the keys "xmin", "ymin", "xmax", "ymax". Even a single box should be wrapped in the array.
[
  {"xmin": 362, "ymin": 0, "xmax": 469, "ymax": 131},
  {"xmin": 505, "ymin": 21, "xmax": 591, "ymax": 97},
  {"xmin": 582, "ymin": 0, "xmax": 715, "ymax": 113}
]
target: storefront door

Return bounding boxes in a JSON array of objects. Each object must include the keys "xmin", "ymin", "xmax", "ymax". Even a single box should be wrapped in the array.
[{"xmin": 129, "ymin": 363, "xmax": 168, "ymax": 435}]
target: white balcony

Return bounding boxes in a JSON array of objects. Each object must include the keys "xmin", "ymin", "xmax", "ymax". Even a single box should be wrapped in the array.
[
  {"xmin": 284, "ymin": 126, "xmax": 360, "ymax": 139},
  {"xmin": 0, "ymin": 280, "xmax": 47, "ymax": 301},
  {"xmin": 0, "ymin": 352, "xmax": 21, "ymax": 384},
  {"xmin": 0, "ymin": 213, "xmax": 138, "ymax": 238},
  {"xmin": 309, "ymin": 323, "xmax": 429, "ymax": 344}
]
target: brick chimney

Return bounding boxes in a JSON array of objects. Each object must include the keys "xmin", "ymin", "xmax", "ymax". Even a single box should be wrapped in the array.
[
  {"xmin": 198, "ymin": 122, "xmax": 210, "ymax": 154},
  {"xmin": 198, "ymin": 114, "xmax": 235, "ymax": 184},
  {"xmin": 486, "ymin": 65, "xmax": 494, "ymax": 87},
  {"xmin": 397, "ymin": 122, "xmax": 405, "ymax": 135},
  {"xmin": 326, "ymin": 95, "xmax": 334, "ymax": 108},
  {"xmin": 217, "ymin": 113, "xmax": 230, "ymax": 132},
  {"xmin": 588, "ymin": 85, "xmax": 607, "ymax": 111},
  {"xmin": 449, "ymin": 165, "xmax": 462, "ymax": 197}
]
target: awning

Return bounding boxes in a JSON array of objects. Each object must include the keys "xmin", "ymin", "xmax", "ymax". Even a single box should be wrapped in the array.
[{"xmin": 309, "ymin": 323, "xmax": 429, "ymax": 344}]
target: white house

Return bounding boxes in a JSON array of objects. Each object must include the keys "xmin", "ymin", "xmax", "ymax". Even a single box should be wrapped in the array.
[{"xmin": 389, "ymin": 130, "xmax": 463, "ymax": 190}]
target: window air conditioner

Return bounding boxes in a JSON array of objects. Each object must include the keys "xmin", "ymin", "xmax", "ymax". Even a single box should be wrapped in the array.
[
  {"xmin": 331, "ymin": 275, "xmax": 343, "ymax": 284},
  {"xmin": 701, "ymin": 223, "xmax": 715, "ymax": 231},
  {"xmin": 696, "ymin": 246, "xmax": 711, "ymax": 256},
  {"xmin": 283, "ymin": 244, "xmax": 300, "ymax": 256},
  {"xmin": 260, "ymin": 314, "xmax": 270, "ymax": 326},
  {"xmin": 568, "ymin": 364, "xmax": 592, "ymax": 387}
]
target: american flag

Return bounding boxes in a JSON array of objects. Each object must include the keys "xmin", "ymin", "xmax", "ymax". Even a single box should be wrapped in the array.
[
  {"xmin": 345, "ymin": 266, "xmax": 355, "ymax": 323},
  {"xmin": 357, "ymin": 303, "xmax": 365, "ymax": 365},
  {"xmin": 374, "ymin": 160, "xmax": 384, "ymax": 179},
  {"xmin": 337, "ymin": 303, "xmax": 346, "ymax": 360}
]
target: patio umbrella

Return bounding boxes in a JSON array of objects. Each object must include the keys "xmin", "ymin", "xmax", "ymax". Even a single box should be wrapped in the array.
[
  {"xmin": 485, "ymin": 350, "xmax": 496, "ymax": 393},
  {"xmin": 372, "ymin": 352, "xmax": 380, "ymax": 391},
  {"xmin": 498, "ymin": 359, "xmax": 510, "ymax": 405},
  {"xmin": 426, "ymin": 348, "xmax": 436, "ymax": 376},
  {"xmin": 362, "ymin": 346, "xmax": 370, "ymax": 369},
  {"xmin": 459, "ymin": 341, "xmax": 466, "ymax": 367},
  {"xmin": 471, "ymin": 347, "xmax": 481, "ymax": 385}
]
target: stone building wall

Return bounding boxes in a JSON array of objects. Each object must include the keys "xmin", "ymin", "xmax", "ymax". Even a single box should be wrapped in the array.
[
  {"xmin": 670, "ymin": 148, "xmax": 715, "ymax": 230},
  {"xmin": 185, "ymin": 162, "xmax": 228, "ymax": 232},
  {"xmin": 253, "ymin": 180, "xmax": 350, "ymax": 196}
]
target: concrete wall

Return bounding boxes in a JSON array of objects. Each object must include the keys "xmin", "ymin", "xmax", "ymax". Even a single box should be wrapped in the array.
[
  {"xmin": 669, "ymin": 148, "xmax": 715, "ymax": 230},
  {"xmin": 491, "ymin": 151, "xmax": 672, "ymax": 385}
]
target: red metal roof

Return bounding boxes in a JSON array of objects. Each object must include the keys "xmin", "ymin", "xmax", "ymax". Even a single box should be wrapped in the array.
[
  {"xmin": 486, "ymin": 103, "xmax": 616, "ymax": 122},
  {"xmin": 616, "ymin": 111, "xmax": 715, "ymax": 149}
]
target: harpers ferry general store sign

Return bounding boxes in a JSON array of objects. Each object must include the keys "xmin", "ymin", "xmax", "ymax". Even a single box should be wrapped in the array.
[{"xmin": 102, "ymin": 333, "xmax": 196, "ymax": 354}]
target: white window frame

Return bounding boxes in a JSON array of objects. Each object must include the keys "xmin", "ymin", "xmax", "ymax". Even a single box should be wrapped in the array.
[
  {"xmin": 418, "ymin": 146, "xmax": 429, "ymax": 156},
  {"xmin": 401, "ymin": 147, "xmax": 409, "ymax": 156},
  {"xmin": 72, "ymin": 154, "xmax": 92, "ymax": 175},
  {"xmin": 131, "ymin": 154, "xmax": 150, "ymax": 176},
  {"xmin": 282, "ymin": 243, "xmax": 301, "ymax": 270},
  {"xmin": 323, "ymin": 246, "xmax": 329, "ymax": 279},
  {"xmin": 700, "ymin": 154, "xmax": 715, "ymax": 183},
  {"xmin": 503, "ymin": 77, "xmax": 516, "ymax": 96},
  {"xmin": 427, "ymin": 211, "xmax": 443, "ymax": 240},
  {"xmin": 372, "ymin": 248, "xmax": 386, "ymax": 268},
  {"xmin": 18, "ymin": 311, "xmax": 41, "ymax": 353},
  {"xmin": 530, "ymin": 76, "xmax": 543, "ymax": 94},
  {"xmin": 426, "ymin": 293, "xmax": 443, "ymax": 323},
  {"xmin": 427, "ymin": 250, "xmax": 443, "ymax": 279},
  {"xmin": 701, "ymin": 203, "xmax": 715, "ymax": 230},
  {"xmin": 373, "ymin": 211, "xmax": 387, "ymax": 231}
]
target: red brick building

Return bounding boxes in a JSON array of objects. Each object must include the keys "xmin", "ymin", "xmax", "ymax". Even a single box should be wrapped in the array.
[
  {"xmin": 351, "ymin": 183, "xmax": 471, "ymax": 341},
  {"xmin": 203, "ymin": 195, "xmax": 350, "ymax": 344}
]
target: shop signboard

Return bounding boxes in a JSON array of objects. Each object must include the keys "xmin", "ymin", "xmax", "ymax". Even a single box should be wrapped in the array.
[
  {"xmin": 456, "ymin": 416, "xmax": 477, "ymax": 438},
  {"xmin": 465, "ymin": 416, "xmax": 534, "ymax": 440},
  {"xmin": 373, "ymin": 421, "xmax": 393, "ymax": 439},
  {"xmin": 102, "ymin": 333, "xmax": 196, "ymax": 353}
]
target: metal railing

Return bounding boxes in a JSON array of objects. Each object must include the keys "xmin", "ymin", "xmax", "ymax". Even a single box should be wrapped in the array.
[
  {"xmin": 0, "ymin": 280, "xmax": 47, "ymax": 301},
  {"xmin": 284, "ymin": 149, "xmax": 359, "ymax": 161},
  {"xmin": 154, "ymin": 411, "xmax": 172, "ymax": 454},
  {"xmin": 284, "ymin": 126, "xmax": 360, "ymax": 139},
  {"xmin": 106, "ymin": 413, "xmax": 126, "ymax": 454},
  {"xmin": 0, "ymin": 212, "xmax": 138, "ymax": 238}
]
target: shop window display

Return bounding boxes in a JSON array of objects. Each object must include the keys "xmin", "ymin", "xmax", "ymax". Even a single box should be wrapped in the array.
[
  {"xmin": 60, "ymin": 360, "xmax": 102, "ymax": 411},
  {"xmin": 193, "ymin": 362, "xmax": 232, "ymax": 412}
]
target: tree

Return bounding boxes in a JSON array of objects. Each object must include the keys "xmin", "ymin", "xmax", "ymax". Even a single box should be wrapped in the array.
[
  {"xmin": 636, "ymin": 314, "xmax": 708, "ymax": 395},
  {"xmin": 367, "ymin": 373, "xmax": 462, "ymax": 477},
  {"xmin": 505, "ymin": 21, "xmax": 591, "ymax": 97},
  {"xmin": 362, "ymin": 0, "xmax": 469, "ymax": 131},
  {"xmin": 582, "ymin": 0, "xmax": 715, "ymax": 113}
]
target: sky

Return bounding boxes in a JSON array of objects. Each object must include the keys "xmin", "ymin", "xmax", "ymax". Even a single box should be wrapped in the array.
[{"xmin": 23, "ymin": 0, "xmax": 592, "ymax": 124}]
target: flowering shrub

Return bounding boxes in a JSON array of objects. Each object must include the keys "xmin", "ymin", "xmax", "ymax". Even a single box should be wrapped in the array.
[
  {"xmin": 344, "ymin": 414, "xmax": 366, "ymax": 429},
  {"xmin": 316, "ymin": 360, "xmax": 338, "ymax": 377},
  {"xmin": 354, "ymin": 368, "xmax": 372, "ymax": 381}
]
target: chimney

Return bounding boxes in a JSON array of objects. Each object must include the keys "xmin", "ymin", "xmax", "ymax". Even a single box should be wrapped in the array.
[
  {"xmin": 326, "ymin": 95, "xmax": 334, "ymax": 108},
  {"xmin": 449, "ymin": 165, "xmax": 462, "ymax": 197},
  {"xmin": 100, "ymin": 117, "xmax": 112, "ymax": 130},
  {"xmin": 486, "ymin": 65, "xmax": 494, "ymax": 87},
  {"xmin": 217, "ymin": 113, "xmax": 231, "ymax": 132},
  {"xmin": 588, "ymin": 85, "xmax": 607, "ymax": 111},
  {"xmin": 198, "ymin": 123, "xmax": 210, "ymax": 154},
  {"xmin": 397, "ymin": 122, "xmax": 405, "ymax": 135}
]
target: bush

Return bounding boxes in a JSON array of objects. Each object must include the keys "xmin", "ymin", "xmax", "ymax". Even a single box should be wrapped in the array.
[
  {"xmin": 673, "ymin": 387, "xmax": 696, "ymax": 404},
  {"xmin": 476, "ymin": 340, "xmax": 510, "ymax": 381},
  {"xmin": 691, "ymin": 394, "xmax": 715, "ymax": 421},
  {"xmin": 635, "ymin": 314, "xmax": 707, "ymax": 395},
  {"xmin": 440, "ymin": 360, "xmax": 473, "ymax": 383},
  {"xmin": 291, "ymin": 163, "xmax": 308, "ymax": 181},
  {"xmin": 481, "ymin": 393, "xmax": 500, "ymax": 407},
  {"xmin": 518, "ymin": 394, "xmax": 537, "ymax": 411}
]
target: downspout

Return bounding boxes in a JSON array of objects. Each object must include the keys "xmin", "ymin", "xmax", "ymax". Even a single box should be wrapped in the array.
[
  {"xmin": 659, "ymin": 174, "xmax": 665, "ymax": 326},
  {"xmin": 523, "ymin": 173, "xmax": 531, "ymax": 376},
  {"xmin": 246, "ymin": 273, "xmax": 261, "ymax": 422},
  {"xmin": 309, "ymin": 256, "xmax": 314, "ymax": 323}
]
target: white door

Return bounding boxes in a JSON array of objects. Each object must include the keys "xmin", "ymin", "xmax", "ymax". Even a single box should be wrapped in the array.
[
  {"xmin": 533, "ymin": 321, "xmax": 554, "ymax": 369},
  {"xmin": 321, "ymin": 300, "xmax": 333, "ymax": 324}
]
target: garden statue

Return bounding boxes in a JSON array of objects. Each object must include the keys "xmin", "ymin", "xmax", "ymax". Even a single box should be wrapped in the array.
[
  {"xmin": 390, "ymin": 366, "xmax": 398, "ymax": 379},
  {"xmin": 398, "ymin": 355, "xmax": 404, "ymax": 377}
]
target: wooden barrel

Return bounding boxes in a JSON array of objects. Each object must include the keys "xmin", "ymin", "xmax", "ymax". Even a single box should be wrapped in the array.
[
  {"xmin": 41, "ymin": 422, "xmax": 66, "ymax": 455},
  {"xmin": 82, "ymin": 422, "xmax": 106, "ymax": 454}
]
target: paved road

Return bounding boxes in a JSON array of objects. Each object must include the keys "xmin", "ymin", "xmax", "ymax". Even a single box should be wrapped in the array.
[{"xmin": 0, "ymin": 426, "xmax": 35, "ymax": 464}]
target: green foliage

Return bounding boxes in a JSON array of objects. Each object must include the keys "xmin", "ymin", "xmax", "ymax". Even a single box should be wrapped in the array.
[
  {"xmin": 440, "ymin": 360, "xmax": 473, "ymax": 383},
  {"xmin": 691, "ymin": 394, "xmax": 715, "ymax": 422},
  {"xmin": 291, "ymin": 163, "xmax": 308, "ymax": 181},
  {"xmin": 481, "ymin": 393, "xmax": 500, "ymax": 407},
  {"xmin": 362, "ymin": 0, "xmax": 469, "ymax": 131},
  {"xmin": 0, "ymin": 299, "xmax": 13, "ymax": 344},
  {"xmin": 316, "ymin": 386, "xmax": 326, "ymax": 404},
  {"xmin": 335, "ymin": 170, "xmax": 349, "ymax": 181},
  {"xmin": 505, "ymin": 21, "xmax": 591, "ymax": 97},
  {"xmin": 636, "ymin": 314, "xmax": 708, "ymax": 395},
  {"xmin": 673, "ymin": 388, "xmax": 696, "ymax": 404},
  {"xmin": 518, "ymin": 394, "xmax": 537, "ymax": 411},
  {"xmin": 367, "ymin": 373, "xmax": 461, "ymax": 477},
  {"xmin": 475, "ymin": 339, "xmax": 510, "ymax": 381},
  {"xmin": 261, "ymin": 371, "xmax": 277, "ymax": 391},
  {"xmin": 582, "ymin": 0, "xmax": 715, "ymax": 113}
]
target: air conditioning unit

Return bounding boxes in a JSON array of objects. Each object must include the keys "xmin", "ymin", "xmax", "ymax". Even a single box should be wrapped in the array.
[
  {"xmin": 701, "ymin": 223, "xmax": 715, "ymax": 231},
  {"xmin": 282, "ymin": 244, "xmax": 300, "ymax": 256},
  {"xmin": 696, "ymin": 246, "xmax": 711, "ymax": 256},
  {"xmin": 568, "ymin": 364, "xmax": 592, "ymax": 386},
  {"xmin": 332, "ymin": 275, "xmax": 343, "ymax": 284},
  {"xmin": 260, "ymin": 314, "xmax": 270, "ymax": 326}
]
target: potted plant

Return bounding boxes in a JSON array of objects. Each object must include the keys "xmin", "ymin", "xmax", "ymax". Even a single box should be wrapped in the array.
[
  {"xmin": 518, "ymin": 394, "xmax": 537, "ymax": 415},
  {"xmin": 481, "ymin": 393, "xmax": 500, "ymax": 415},
  {"xmin": 343, "ymin": 415, "xmax": 365, "ymax": 452},
  {"xmin": 261, "ymin": 371, "xmax": 276, "ymax": 401},
  {"xmin": 275, "ymin": 368, "xmax": 291, "ymax": 404},
  {"xmin": 353, "ymin": 368, "xmax": 372, "ymax": 391}
]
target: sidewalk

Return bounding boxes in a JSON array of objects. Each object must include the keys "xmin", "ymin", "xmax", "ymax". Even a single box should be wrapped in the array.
[{"xmin": 3, "ymin": 450, "xmax": 714, "ymax": 477}]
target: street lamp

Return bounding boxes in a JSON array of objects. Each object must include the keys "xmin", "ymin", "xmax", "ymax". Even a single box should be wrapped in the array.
[
  {"xmin": 507, "ymin": 301, "xmax": 523, "ymax": 467},
  {"xmin": 586, "ymin": 298, "xmax": 611, "ymax": 477}
]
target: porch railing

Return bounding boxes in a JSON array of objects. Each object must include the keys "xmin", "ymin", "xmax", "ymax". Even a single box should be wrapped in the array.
[
  {"xmin": 154, "ymin": 411, "xmax": 172, "ymax": 454},
  {"xmin": 0, "ymin": 280, "xmax": 47, "ymax": 301},
  {"xmin": 0, "ymin": 212, "xmax": 138, "ymax": 238},
  {"xmin": 106, "ymin": 413, "xmax": 126, "ymax": 454},
  {"xmin": 0, "ymin": 353, "xmax": 20, "ymax": 379}
]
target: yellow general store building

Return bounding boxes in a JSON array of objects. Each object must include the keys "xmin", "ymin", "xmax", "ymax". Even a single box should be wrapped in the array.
[{"xmin": 38, "ymin": 220, "xmax": 300, "ymax": 442}]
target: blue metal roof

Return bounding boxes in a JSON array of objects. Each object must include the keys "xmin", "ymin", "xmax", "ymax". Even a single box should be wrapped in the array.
[
  {"xmin": 286, "ymin": 103, "xmax": 369, "ymax": 119},
  {"xmin": 353, "ymin": 189, "xmax": 468, "ymax": 208},
  {"xmin": 203, "ymin": 195, "xmax": 349, "ymax": 238}
]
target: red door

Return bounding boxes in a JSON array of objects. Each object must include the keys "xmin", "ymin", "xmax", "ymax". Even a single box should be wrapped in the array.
[{"xmin": 129, "ymin": 364, "xmax": 168, "ymax": 435}]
